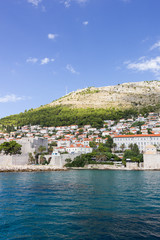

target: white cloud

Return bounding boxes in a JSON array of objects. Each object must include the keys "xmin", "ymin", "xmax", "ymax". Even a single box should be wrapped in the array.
[
  {"xmin": 26, "ymin": 57, "xmax": 38, "ymax": 64},
  {"xmin": 83, "ymin": 21, "xmax": 88, "ymax": 25},
  {"xmin": 150, "ymin": 41, "xmax": 160, "ymax": 51},
  {"xmin": 41, "ymin": 58, "xmax": 50, "ymax": 65},
  {"xmin": 66, "ymin": 64, "xmax": 79, "ymax": 74},
  {"xmin": 64, "ymin": 0, "xmax": 71, "ymax": 7},
  {"xmin": 62, "ymin": 0, "xmax": 88, "ymax": 8},
  {"xmin": 41, "ymin": 58, "xmax": 55, "ymax": 65},
  {"xmin": 0, "ymin": 94, "xmax": 26, "ymax": 103},
  {"xmin": 125, "ymin": 56, "xmax": 160, "ymax": 75},
  {"xmin": 48, "ymin": 33, "xmax": 58, "ymax": 40},
  {"xmin": 27, "ymin": 0, "xmax": 42, "ymax": 7}
]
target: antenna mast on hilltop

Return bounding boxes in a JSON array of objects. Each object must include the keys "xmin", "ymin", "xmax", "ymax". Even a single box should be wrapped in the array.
[{"xmin": 66, "ymin": 86, "xmax": 68, "ymax": 95}]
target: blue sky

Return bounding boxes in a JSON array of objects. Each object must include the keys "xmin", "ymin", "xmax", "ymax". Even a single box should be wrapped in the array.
[{"xmin": 1, "ymin": 0, "xmax": 160, "ymax": 118}]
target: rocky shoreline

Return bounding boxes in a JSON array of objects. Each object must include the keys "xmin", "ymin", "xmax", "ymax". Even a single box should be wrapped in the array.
[{"xmin": 0, "ymin": 165, "xmax": 67, "ymax": 172}]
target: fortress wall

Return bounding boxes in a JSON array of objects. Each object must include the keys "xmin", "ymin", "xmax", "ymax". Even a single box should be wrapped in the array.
[
  {"xmin": 12, "ymin": 155, "xmax": 29, "ymax": 165},
  {"xmin": 143, "ymin": 154, "xmax": 160, "ymax": 169},
  {"xmin": 0, "ymin": 155, "xmax": 13, "ymax": 166},
  {"xmin": 0, "ymin": 154, "xmax": 29, "ymax": 167},
  {"xmin": 49, "ymin": 153, "xmax": 81, "ymax": 167}
]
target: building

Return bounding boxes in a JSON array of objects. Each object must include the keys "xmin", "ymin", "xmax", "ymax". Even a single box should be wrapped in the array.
[
  {"xmin": 17, "ymin": 137, "xmax": 48, "ymax": 154},
  {"xmin": 57, "ymin": 139, "xmax": 71, "ymax": 148},
  {"xmin": 113, "ymin": 134, "xmax": 160, "ymax": 152},
  {"xmin": 143, "ymin": 145, "xmax": 160, "ymax": 169},
  {"xmin": 66, "ymin": 144, "xmax": 92, "ymax": 154}
]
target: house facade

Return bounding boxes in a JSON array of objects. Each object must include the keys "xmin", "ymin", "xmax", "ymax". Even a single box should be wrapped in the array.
[{"xmin": 113, "ymin": 134, "xmax": 160, "ymax": 152}]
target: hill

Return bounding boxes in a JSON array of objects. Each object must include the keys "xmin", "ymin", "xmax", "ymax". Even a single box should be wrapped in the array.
[
  {"xmin": 48, "ymin": 81, "xmax": 160, "ymax": 109},
  {"xmin": 1, "ymin": 81, "xmax": 160, "ymax": 128}
]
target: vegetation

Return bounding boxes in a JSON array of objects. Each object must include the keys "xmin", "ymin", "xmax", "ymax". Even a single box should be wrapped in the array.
[
  {"xmin": 131, "ymin": 121, "xmax": 145, "ymax": 129},
  {"xmin": 123, "ymin": 143, "xmax": 143, "ymax": 164},
  {"xmin": 0, "ymin": 105, "xmax": 149, "ymax": 128},
  {"xmin": 79, "ymin": 87, "xmax": 100, "ymax": 95},
  {"xmin": 38, "ymin": 145, "xmax": 46, "ymax": 153},
  {"xmin": 65, "ymin": 138, "xmax": 121, "ymax": 167},
  {"xmin": 0, "ymin": 141, "xmax": 22, "ymax": 155},
  {"xmin": 28, "ymin": 152, "xmax": 35, "ymax": 164}
]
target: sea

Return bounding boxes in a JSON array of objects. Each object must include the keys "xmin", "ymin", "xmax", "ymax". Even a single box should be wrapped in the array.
[{"xmin": 0, "ymin": 170, "xmax": 160, "ymax": 240}]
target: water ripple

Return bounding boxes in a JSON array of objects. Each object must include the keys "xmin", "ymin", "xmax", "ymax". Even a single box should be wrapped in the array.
[{"xmin": 0, "ymin": 170, "xmax": 160, "ymax": 239}]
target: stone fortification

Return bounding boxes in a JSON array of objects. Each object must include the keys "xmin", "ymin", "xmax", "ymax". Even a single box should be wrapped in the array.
[
  {"xmin": 143, "ymin": 145, "xmax": 160, "ymax": 169},
  {"xmin": 0, "ymin": 137, "xmax": 48, "ymax": 168},
  {"xmin": 50, "ymin": 153, "xmax": 81, "ymax": 168},
  {"xmin": 0, "ymin": 154, "xmax": 29, "ymax": 167},
  {"xmin": 17, "ymin": 137, "xmax": 48, "ymax": 155}
]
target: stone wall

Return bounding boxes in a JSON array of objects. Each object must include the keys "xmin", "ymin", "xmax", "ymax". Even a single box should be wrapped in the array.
[
  {"xmin": 0, "ymin": 154, "xmax": 29, "ymax": 167},
  {"xmin": 0, "ymin": 155, "xmax": 13, "ymax": 166},
  {"xmin": 126, "ymin": 162, "xmax": 139, "ymax": 169},
  {"xmin": 12, "ymin": 154, "xmax": 29, "ymax": 165},
  {"xmin": 17, "ymin": 137, "xmax": 48, "ymax": 155},
  {"xmin": 143, "ymin": 154, "xmax": 160, "ymax": 169},
  {"xmin": 49, "ymin": 153, "xmax": 81, "ymax": 168}
]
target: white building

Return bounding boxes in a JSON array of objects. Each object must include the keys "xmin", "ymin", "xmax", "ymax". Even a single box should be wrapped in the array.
[
  {"xmin": 113, "ymin": 134, "xmax": 160, "ymax": 152},
  {"xmin": 66, "ymin": 144, "xmax": 92, "ymax": 154},
  {"xmin": 57, "ymin": 139, "xmax": 71, "ymax": 148},
  {"xmin": 70, "ymin": 125, "xmax": 78, "ymax": 130}
]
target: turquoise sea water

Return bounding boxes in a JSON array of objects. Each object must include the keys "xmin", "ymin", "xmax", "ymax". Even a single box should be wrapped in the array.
[{"xmin": 0, "ymin": 170, "xmax": 160, "ymax": 240}]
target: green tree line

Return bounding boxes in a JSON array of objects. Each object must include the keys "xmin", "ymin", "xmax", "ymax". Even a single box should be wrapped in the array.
[{"xmin": 0, "ymin": 104, "xmax": 156, "ymax": 128}]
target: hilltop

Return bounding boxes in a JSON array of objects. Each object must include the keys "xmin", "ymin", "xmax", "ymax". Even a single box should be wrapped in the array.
[
  {"xmin": 48, "ymin": 81, "xmax": 160, "ymax": 109},
  {"xmin": 1, "ymin": 81, "xmax": 160, "ymax": 127}
]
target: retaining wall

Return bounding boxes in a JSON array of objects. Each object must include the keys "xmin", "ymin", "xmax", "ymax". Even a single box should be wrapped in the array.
[{"xmin": 0, "ymin": 154, "xmax": 29, "ymax": 167}]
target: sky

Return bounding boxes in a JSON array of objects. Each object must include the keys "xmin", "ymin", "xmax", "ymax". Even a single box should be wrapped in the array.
[{"xmin": 1, "ymin": 0, "xmax": 160, "ymax": 118}]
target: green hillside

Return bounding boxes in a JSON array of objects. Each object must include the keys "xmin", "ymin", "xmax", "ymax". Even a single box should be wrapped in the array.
[
  {"xmin": 1, "ymin": 81, "xmax": 160, "ymax": 128},
  {"xmin": 0, "ymin": 104, "xmax": 157, "ymax": 128}
]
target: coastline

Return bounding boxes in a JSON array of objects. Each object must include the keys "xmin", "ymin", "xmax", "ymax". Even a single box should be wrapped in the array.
[
  {"xmin": 0, "ymin": 165, "xmax": 67, "ymax": 172},
  {"xmin": 68, "ymin": 164, "xmax": 160, "ymax": 171},
  {"xmin": 1, "ymin": 164, "xmax": 160, "ymax": 172}
]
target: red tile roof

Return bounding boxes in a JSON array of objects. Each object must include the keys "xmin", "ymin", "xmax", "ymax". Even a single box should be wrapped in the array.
[{"xmin": 114, "ymin": 134, "xmax": 160, "ymax": 138}]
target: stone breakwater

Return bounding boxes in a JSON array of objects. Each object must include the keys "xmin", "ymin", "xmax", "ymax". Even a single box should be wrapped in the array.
[{"xmin": 0, "ymin": 165, "xmax": 67, "ymax": 172}]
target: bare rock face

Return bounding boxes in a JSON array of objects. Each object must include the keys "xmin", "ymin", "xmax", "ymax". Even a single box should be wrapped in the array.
[{"xmin": 48, "ymin": 81, "xmax": 160, "ymax": 109}]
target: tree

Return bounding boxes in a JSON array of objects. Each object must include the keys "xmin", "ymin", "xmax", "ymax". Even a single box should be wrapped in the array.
[
  {"xmin": 147, "ymin": 128, "xmax": 152, "ymax": 134},
  {"xmin": 96, "ymin": 154, "xmax": 107, "ymax": 162},
  {"xmin": 65, "ymin": 158, "xmax": 72, "ymax": 163},
  {"xmin": 132, "ymin": 143, "xmax": 140, "ymax": 155},
  {"xmin": 0, "ymin": 141, "xmax": 22, "ymax": 155},
  {"xmin": 38, "ymin": 145, "xmax": 46, "ymax": 153},
  {"xmin": 39, "ymin": 154, "xmax": 47, "ymax": 164},
  {"xmin": 89, "ymin": 141, "xmax": 97, "ymax": 149},
  {"xmin": 112, "ymin": 143, "xmax": 117, "ymax": 152},
  {"xmin": 28, "ymin": 152, "xmax": 35, "ymax": 164},
  {"xmin": 98, "ymin": 143, "xmax": 111, "ymax": 153},
  {"xmin": 106, "ymin": 136, "xmax": 113, "ymax": 148},
  {"xmin": 128, "ymin": 143, "xmax": 133, "ymax": 150},
  {"xmin": 123, "ymin": 143, "xmax": 142, "ymax": 165},
  {"xmin": 48, "ymin": 146, "xmax": 53, "ymax": 154},
  {"xmin": 120, "ymin": 143, "xmax": 125, "ymax": 152},
  {"xmin": 78, "ymin": 129, "xmax": 84, "ymax": 134},
  {"xmin": 136, "ymin": 130, "xmax": 142, "ymax": 134},
  {"xmin": 50, "ymin": 141, "xmax": 57, "ymax": 146}
]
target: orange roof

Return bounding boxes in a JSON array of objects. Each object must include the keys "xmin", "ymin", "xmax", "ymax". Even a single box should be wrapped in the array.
[
  {"xmin": 76, "ymin": 144, "xmax": 84, "ymax": 147},
  {"xmin": 58, "ymin": 139, "xmax": 70, "ymax": 141},
  {"xmin": 114, "ymin": 134, "xmax": 160, "ymax": 138}
]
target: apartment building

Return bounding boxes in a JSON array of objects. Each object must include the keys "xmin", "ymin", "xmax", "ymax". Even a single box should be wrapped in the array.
[{"xmin": 113, "ymin": 134, "xmax": 160, "ymax": 152}]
